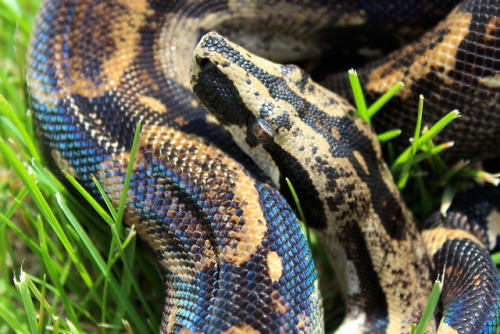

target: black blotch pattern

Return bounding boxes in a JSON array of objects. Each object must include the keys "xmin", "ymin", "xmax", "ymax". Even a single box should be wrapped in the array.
[{"xmin": 193, "ymin": 57, "xmax": 250, "ymax": 126}]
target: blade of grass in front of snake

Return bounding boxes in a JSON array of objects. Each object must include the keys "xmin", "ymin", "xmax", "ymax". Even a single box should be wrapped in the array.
[
  {"xmin": 285, "ymin": 179, "xmax": 334, "ymax": 307},
  {"xmin": 116, "ymin": 120, "xmax": 142, "ymax": 228},
  {"xmin": 62, "ymin": 123, "xmax": 157, "ymax": 331},
  {"xmin": 492, "ymin": 252, "xmax": 500, "ymax": 265},
  {"xmin": 460, "ymin": 168, "xmax": 500, "ymax": 186},
  {"xmin": 397, "ymin": 95, "xmax": 425, "ymax": 189},
  {"xmin": 412, "ymin": 110, "xmax": 460, "ymax": 150},
  {"xmin": 285, "ymin": 177, "xmax": 312, "ymax": 245},
  {"xmin": 377, "ymin": 129, "xmax": 402, "ymax": 142},
  {"xmin": 346, "ymin": 69, "xmax": 426, "ymax": 178},
  {"xmin": 348, "ymin": 69, "xmax": 369, "ymax": 123},
  {"xmin": 106, "ymin": 220, "xmax": 141, "ymax": 326},
  {"xmin": 346, "ymin": 70, "xmax": 405, "ymax": 141},
  {"xmin": 64, "ymin": 173, "xmax": 116, "ymax": 227},
  {"xmin": 285, "ymin": 177, "xmax": 307, "ymax": 224},
  {"xmin": 391, "ymin": 142, "xmax": 454, "ymax": 174},
  {"xmin": 412, "ymin": 279, "xmax": 442, "ymax": 334},
  {"xmin": 95, "ymin": 128, "xmax": 140, "ymax": 327},
  {"xmin": 390, "ymin": 110, "xmax": 459, "ymax": 175},
  {"xmin": 439, "ymin": 183, "xmax": 457, "ymax": 216},
  {"xmin": 92, "ymin": 174, "xmax": 119, "ymax": 222},
  {"xmin": 367, "ymin": 82, "xmax": 405, "ymax": 119},
  {"xmin": 347, "ymin": 69, "xmax": 404, "ymax": 122},
  {"xmin": 88, "ymin": 122, "xmax": 157, "ymax": 328}
]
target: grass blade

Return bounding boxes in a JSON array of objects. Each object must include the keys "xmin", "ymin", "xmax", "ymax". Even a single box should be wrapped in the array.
[
  {"xmin": 377, "ymin": 129, "xmax": 402, "ymax": 142},
  {"xmin": 14, "ymin": 271, "xmax": 38, "ymax": 333},
  {"xmin": 412, "ymin": 280, "xmax": 442, "ymax": 334},
  {"xmin": 116, "ymin": 120, "xmax": 142, "ymax": 226},
  {"xmin": 367, "ymin": 82, "xmax": 404, "ymax": 118},
  {"xmin": 285, "ymin": 177, "xmax": 307, "ymax": 224},
  {"xmin": 348, "ymin": 69, "xmax": 369, "ymax": 123},
  {"xmin": 396, "ymin": 95, "xmax": 425, "ymax": 189},
  {"xmin": 0, "ymin": 94, "xmax": 40, "ymax": 160},
  {"xmin": 391, "ymin": 110, "xmax": 460, "ymax": 174}
]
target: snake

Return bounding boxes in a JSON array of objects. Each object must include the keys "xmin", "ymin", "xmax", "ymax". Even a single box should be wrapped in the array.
[{"xmin": 27, "ymin": 0, "xmax": 499, "ymax": 333}]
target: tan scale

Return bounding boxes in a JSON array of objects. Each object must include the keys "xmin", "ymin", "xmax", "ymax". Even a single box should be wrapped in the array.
[
  {"xmin": 165, "ymin": 305, "xmax": 179, "ymax": 333},
  {"xmin": 478, "ymin": 73, "xmax": 500, "ymax": 88},
  {"xmin": 421, "ymin": 227, "xmax": 484, "ymax": 258},
  {"xmin": 352, "ymin": 151, "xmax": 370, "ymax": 175},
  {"xmin": 223, "ymin": 324, "xmax": 260, "ymax": 334},
  {"xmin": 137, "ymin": 94, "xmax": 168, "ymax": 113},
  {"xmin": 484, "ymin": 17, "xmax": 499, "ymax": 41},
  {"xmin": 487, "ymin": 209, "xmax": 500, "ymax": 249},
  {"xmin": 266, "ymin": 251, "xmax": 283, "ymax": 282}
]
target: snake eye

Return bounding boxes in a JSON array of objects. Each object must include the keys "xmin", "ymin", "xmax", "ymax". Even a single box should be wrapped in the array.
[{"xmin": 250, "ymin": 118, "xmax": 275, "ymax": 143}]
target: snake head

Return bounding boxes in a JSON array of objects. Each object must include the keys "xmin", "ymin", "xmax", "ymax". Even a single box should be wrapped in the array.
[
  {"xmin": 190, "ymin": 31, "xmax": 370, "ymax": 189},
  {"xmin": 190, "ymin": 31, "xmax": 295, "ymax": 185}
]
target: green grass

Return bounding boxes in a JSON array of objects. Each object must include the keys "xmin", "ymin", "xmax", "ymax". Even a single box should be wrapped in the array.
[
  {"xmin": 0, "ymin": 1, "xmax": 162, "ymax": 333},
  {"xmin": 0, "ymin": 1, "xmax": 498, "ymax": 334}
]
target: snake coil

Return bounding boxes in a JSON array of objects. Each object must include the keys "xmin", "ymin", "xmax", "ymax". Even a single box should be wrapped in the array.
[{"xmin": 28, "ymin": 0, "xmax": 500, "ymax": 333}]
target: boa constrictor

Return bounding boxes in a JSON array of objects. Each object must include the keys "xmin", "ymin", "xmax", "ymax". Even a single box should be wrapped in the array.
[{"xmin": 28, "ymin": 0, "xmax": 500, "ymax": 333}]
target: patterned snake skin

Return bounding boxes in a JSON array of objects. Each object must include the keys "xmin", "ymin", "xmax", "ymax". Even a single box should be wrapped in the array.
[{"xmin": 27, "ymin": 0, "xmax": 499, "ymax": 333}]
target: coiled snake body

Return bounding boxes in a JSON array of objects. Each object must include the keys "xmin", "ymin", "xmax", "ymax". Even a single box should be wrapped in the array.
[{"xmin": 28, "ymin": 0, "xmax": 500, "ymax": 333}]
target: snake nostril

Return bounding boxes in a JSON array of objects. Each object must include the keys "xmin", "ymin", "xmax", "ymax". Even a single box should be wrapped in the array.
[{"xmin": 199, "ymin": 58, "xmax": 210, "ymax": 70}]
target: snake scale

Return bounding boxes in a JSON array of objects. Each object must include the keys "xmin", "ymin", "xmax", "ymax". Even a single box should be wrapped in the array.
[{"xmin": 27, "ymin": 0, "xmax": 500, "ymax": 333}]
